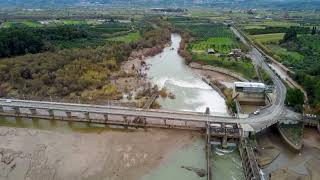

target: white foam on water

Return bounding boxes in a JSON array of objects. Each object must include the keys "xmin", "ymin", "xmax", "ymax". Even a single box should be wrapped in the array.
[
  {"xmin": 154, "ymin": 76, "xmax": 212, "ymax": 90},
  {"xmin": 168, "ymin": 79, "xmax": 211, "ymax": 89},
  {"xmin": 214, "ymin": 151, "xmax": 225, "ymax": 156},
  {"xmin": 259, "ymin": 169, "xmax": 266, "ymax": 180},
  {"xmin": 194, "ymin": 90, "xmax": 227, "ymax": 113},
  {"xmin": 216, "ymin": 147, "xmax": 235, "ymax": 154}
]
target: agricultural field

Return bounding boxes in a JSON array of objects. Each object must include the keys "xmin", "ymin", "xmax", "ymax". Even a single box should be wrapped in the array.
[
  {"xmin": 0, "ymin": 20, "xmax": 44, "ymax": 28},
  {"xmin": 174, "ymin": 22, "xmax": 241, "ymax": 54},
  {"xmin": 251, "ymin": 20, "xmax": 300, "ymax": 28},
  {"xmin": 107, "ymin": 32, "xmax": 141, "ymax": 43},
  {"xmin": 170, "ymin": 17, "xmax": 256, "ymax": 79},
  {"xmin": 253, "ymin": 33, "xmax": 285, "ymax": 43},
  {"xmin": 265, "ymin": 44, "xmax": 304, "ymax": 64},
  {"xmin": 192, "ymin": 53, "xmax": 257, "ymax": 80},
  {"xmin": 190, "ymin": 37, "xmax": 239, "ymax": 53}
]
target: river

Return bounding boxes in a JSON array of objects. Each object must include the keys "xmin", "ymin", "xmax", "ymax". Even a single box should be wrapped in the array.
[
  {"xmin": 146, "ymin": 34, "xmax": 227, "ymax": 115},
  {"xmin": 142, "ymin": 34, "xmax": 245, "ymax": 180},
  {"xmin": 0, "ymin": 34, "xmax": 245, "ymax": 180}
]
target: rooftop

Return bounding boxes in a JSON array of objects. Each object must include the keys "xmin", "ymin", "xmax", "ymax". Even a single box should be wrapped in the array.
[{"xmin": 234, "ymin": 82, "xmax": 266, "ymax": 89}]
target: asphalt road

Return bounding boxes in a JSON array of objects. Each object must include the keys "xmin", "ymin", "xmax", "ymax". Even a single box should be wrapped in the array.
[{"xmin": 231, "ymin": 27, "xmax": 287, "ymax": 130}]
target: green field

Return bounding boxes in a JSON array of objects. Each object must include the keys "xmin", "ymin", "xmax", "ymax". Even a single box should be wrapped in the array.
[
  {"xmin": 190, "ymin": 37, "xmax": 239, "ymax": 53},
  {"xmin": 0, "ymin": 20, "xmax": 44, "ymax": 28},
  {"xmin": 247, "ymin": 20, "xmax": 300, "ymax": 28},
  {"xmin": 62, "ymin": 20, "xmax": 87, "ymax": 25},
  {"xmin": 266, "ymin": 44, "xmax": 304, "ymax": 62},
  {"xmin": 193, "ymin": 53, "xmax": 257, "ymax": 80},
  {"xmin": 253, "ymin": 33, "xmax": 285, "ymax": 43},
  {"xmin": 107, "ymin": 32, "xmax": 141, "ymax": 43},
  {"xmin": 244, "ymin": 25, "xmax": 265, "ymax": 30},
  {"xmin": 172, "ymin": 22, "xmax": 241, "ymax": 54}
]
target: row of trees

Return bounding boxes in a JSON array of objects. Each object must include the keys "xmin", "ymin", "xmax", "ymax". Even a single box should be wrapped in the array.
[{"xmin": 246, "ymin": 26, "xmax": 310, "ymax": 35}]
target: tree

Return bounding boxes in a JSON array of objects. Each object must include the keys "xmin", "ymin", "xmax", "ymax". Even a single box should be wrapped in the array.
[
  {"xmin": 285, "ymin": 88, "xmax": 304, "ymax": 112},
  {"xmin": 311, "ymin": 26, "xmax": 317, "ymax": 35},
  {"xmin": 282, "ymin": 28, "xmax": 297, "ymax": 43}
]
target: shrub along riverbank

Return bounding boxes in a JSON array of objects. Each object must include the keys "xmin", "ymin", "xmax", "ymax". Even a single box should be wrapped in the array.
[{"xmin": 0, "ymin": 19, "xmax": 171, "ymax": 103}]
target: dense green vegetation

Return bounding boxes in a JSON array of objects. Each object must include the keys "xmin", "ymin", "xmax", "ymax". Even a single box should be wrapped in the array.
[
  {"xmin": 258, "ymin": 66, "xmax": 273, "ymax": 85},
  {"xmin": 285, "ymin": 88, "xmax": 304, "ymax": 112},
  {"xmin": 280, "ymin": 29, "xmax": 320, "ymax": 113},
  {"xmin": 0, "ymin": 22, "xmax": 136, "ymax": 58},
  {"xmin": 246, "ymin": 26, "xmax": 310, "ymax": 35},
  {"xmin": 192, "ymin": 53, "xmax": 256, "ymax": 80}
]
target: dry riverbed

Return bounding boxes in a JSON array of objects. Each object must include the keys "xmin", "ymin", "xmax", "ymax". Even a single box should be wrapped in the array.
[
  {"xmin": 257, "ymin": 128, "xmax": 320, "ymax": 180},
  {"xmin": 0, "ymin": 126, "xmax": 200, "ymax": 180}
]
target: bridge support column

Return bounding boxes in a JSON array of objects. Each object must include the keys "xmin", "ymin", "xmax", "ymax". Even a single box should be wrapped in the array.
[
  {"xmin": 0, "ymin": 106, "xmax": 3, "ymax": 113},
  {"xmin": 66, "ymin": 112, "xmax": 72, "ymax": 119},
  {"xmin": 103, "ymin": 114, "xmax": 108, "ymax": 122},
  {"xmin": 84, "ymin": 112, "xmax": 90, "ymax": 121},
  {"xmin": 13, "ymin": 107, "xmax": 20, "ymax": 115},
  {"xmin": 48, "ymin": 110, "xmax": 54, "ymax": 118},
  {"xmin": 123, "ymin": 116, "xmax": 128, "ymax": 123},
  {"xmin": 30, "ymin": 108, "xmax": 37, "ymax": 116},
  {"xmin": 222, "ymin": 135, "xmax": 228, "ymax": 149}
]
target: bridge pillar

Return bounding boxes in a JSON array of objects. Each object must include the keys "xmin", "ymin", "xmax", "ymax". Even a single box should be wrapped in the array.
[
  {"xmin": 30, "ymin": 108, "xmax": 37, "ymax": 116},
  {"xmin": 222, "ymin": 135, "xmax": 228, "ymax": 149},
  {"xmin": 13, "ymin": 107, "xmax": 20, "ymax": 115},
  {"xmin": 0, "ymin": 106, "xmax": 3, "ymax": 112},
  {"xmin": 123, "ymin": 116, "xmax": 128, "ymax": 123},
  {"xmin": 84, "ymin": 112, "xmax": 90, "ymax": 121},
  {"xmin": 48, "ymin": 109, "xmax": 54, "ymax": 118},
  {"xmin": 66, "ymin": 112, "xmax": 72, "ymax": 119},
  {"xmin": 103, "ymin": 114, "xmax": 108, "ymax": 122}
]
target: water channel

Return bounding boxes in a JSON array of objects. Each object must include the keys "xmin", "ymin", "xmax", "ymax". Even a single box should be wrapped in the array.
[
  {"xmin": 142, "ymin": 34, "xmax": 245, "ymax": 180},
  {"xmin": 0, "ymin": 34, "xmax": 246, "ymax": 180}
]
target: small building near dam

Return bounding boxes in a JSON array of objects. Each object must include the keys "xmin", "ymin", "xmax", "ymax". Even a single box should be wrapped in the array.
[{"xmin": 233, "ymin": 82, "xmax": 267, "ymax": 106}]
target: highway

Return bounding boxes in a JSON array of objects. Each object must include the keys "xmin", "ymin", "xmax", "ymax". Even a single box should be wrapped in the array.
[
  {"xmin": 0, "ymin": 28, "xmax": 287, "ymax": 131},
  {"xmin": 231, "ymin": 27, "xmax": 287, "ymax": 130}
]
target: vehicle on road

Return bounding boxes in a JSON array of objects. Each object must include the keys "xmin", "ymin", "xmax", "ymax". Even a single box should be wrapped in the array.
[{"xmin": 253, "ymin": 110, "xmax": 260, "ymax": 115}]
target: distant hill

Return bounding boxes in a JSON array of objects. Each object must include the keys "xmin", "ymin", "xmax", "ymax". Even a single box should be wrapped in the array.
[{"xmin": 1, "ymin": 0, "xmax": 320, "ymax": 9}]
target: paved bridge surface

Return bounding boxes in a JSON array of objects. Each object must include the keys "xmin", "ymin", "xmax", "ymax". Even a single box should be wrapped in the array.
[{"xmin": 0, "ymin": 97, "xmax": 281, "ymax": 131}]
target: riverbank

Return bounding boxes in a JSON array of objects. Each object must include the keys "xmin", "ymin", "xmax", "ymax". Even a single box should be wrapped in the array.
[
  {"xmin": 256, "ymin": 127, "xmax": 320, "ymax": 180},
  {"xmin": 0, "ymin": 125, "xmax": 200, "ymax": 180}
]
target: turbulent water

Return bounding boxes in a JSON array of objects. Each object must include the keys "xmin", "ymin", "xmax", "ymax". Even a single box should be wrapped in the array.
[
  {"xmin": 146, "ymin": 34, "xmax": 228, "ymax": 115},
  {"xmin": 143, "ymin": 34, "xmax": 245, "ymax": 180}
]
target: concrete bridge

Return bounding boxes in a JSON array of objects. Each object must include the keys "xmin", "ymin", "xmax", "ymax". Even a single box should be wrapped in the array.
[
  {"xmin": 0, "ymin": 98, "xmax": 232, "ymax": 130},
  {"xmin": 0, "ymin": 97, "xmax": 282, "ymax": 132}
]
